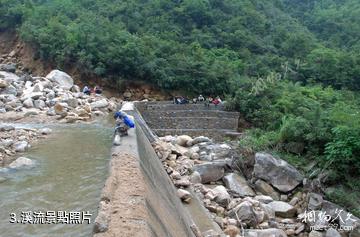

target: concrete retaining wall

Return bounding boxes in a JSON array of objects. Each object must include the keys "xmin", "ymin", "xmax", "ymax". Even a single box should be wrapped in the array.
[
  {"xmin": 136, "ymin": 101, "xmax": 241, "ymax": 140},
  {"xmin": 146, "ymin": 116, "xmax": 238, "ymax": 130},
  {"xmin": 144, "ymin": 110, "xmax": 239, "ymax": 119},
  {"xmin": 135, "ymin": 119, "xmax": 195, "ymax": 237}
]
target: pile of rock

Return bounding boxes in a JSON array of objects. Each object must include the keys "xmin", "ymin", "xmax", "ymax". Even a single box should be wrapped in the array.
[
  {"xmin": 122, "ymin": 85, "xmax": 168, "ymax": 101},
  {"xmin": 0, "ymin": 124, "xmax": 51, "ymax": 166},
  {"xmin": 153, "ymin": 135, "xmax": 360, "ymax": 237},
  {"xmin": 0, "ymin": 65, "xmax": 118, "ymax": 123}
]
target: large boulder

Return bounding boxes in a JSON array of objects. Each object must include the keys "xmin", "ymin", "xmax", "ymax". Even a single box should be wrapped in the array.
[
  {"xmin": 253, "ymin": 153, "xmax": 303, "ymax": 192},
  {"xmin": 322, "ymin": 201, "xmax": 360, "ymax": 230},
  {"xmin": 8, "ymin": 157, "xmax": 35, "ymax": 169},
  {"xmin": 228, "ymin": 201, "xmax": 258, "ymax": 227},
  {"xmin": 223, "ymin": 173, "xmax": 255, "ymax": 197},
  {"xmin": 269, "ymin": 201, "xmax": 297, "ymax": 218},
  {"xmin": 176, "ymin": 135, "xmax": 193, "ymax": 147},
  {"xmin": 90, "ymin": 99, "xmax": 108, "ymax": 109},
  {"xmin": 245, "ymin": 228, "xmax": 287, "ymax": 237},
  {"xmin": 193, "ymin": 162, "xmax": 225, "ymax": 183},
  {"xmin": 46, "ymin": 70, "xmax": 74, "ymax": 90}
]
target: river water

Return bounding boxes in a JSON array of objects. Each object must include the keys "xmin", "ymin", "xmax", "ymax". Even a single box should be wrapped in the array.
[{"xmin": 0, "ymin": 124, "xmax": 113, "ymax": 237}]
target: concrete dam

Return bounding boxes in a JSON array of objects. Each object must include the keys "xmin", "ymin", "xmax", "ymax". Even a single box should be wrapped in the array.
[{"xmin": 93, "ymin": 101, "xmax": 240, "ymax": 237}]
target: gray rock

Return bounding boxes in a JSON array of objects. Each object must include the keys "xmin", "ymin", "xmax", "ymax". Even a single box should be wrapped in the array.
[
  {"xmin": 0, "ymin": 125, "xmax": 15, "ymax": 131},
  {"xmin": 322, "ymin": 200, "xmax": 360, "ymax": 230},
  {"xmin": 8, "ymin": 157, "xmax": 34, "ymax": 169},
  {"xmin": 46, "ymin": 70, "xmax": 74, "ymax": 90},
  {"xmin": 177, "ymin": 189, "xmax": 192, "ymax": 203},
  {"xmin": 46, "ymin": 90, "xmax": 55, "ymax": 100},
  {"xmin": 308, "ymin": 192, "xmax": 323, "ymax": 210},
  {"xmin": 24, "ymin": 109, "xmax": 39, "ymax": 117},
  {"xmin": 0, "ymin": 108, "xmax": 6, "ymax": 113},
  {"xmin": 67, "ymin": 98, "xmax": 78, "ymax": 108},
  {"xmin": 176, "ymin": 135, "xmax": 193, "ymax": 147},
  {"xmin": 190, "ymin": 171, "xmax": 202, "ymax": 183},
  {"xmin": 23, "ymin": 98, "xmax": 34, "ymax": 108},
  {"xmin": 90, "ymin": 99, "xmax": 108, "ymax": 109},
  {"xmin": 245, "ymin": 228, "xmax": 287, "ymax": 237},
  {"xmin": 228, "ymin": 201, "xmax": 258, "ymax": 227},
  {"xmin": 32, "ymin": 83, "xmax": 44, "ymax": 92},
  {"xmin": 254, "ymin": 195, "xmax": 274, "ymax": 204},
  {"xmin": 223, "ymin": 173, "xmax": 255, "ymax": 197},
  {"xmin": 253, "ymin": 153, "xmax": 304, "ymax": 192},
  {"xmin": 193, "ymin": 162, "xmax": 225, "ymax": 183},
  {"xmin": 21, "ymin": 92, "xmax": 43, "ymax": 101},
  {"xmin": 70, "ymin": 85, "xmax": 80, "ymax": 93},
  {"xmin": 191, "ymin": 136, "xmax": 211, "ymax": 145},
  {"xmin": 1, "ymin": 84, "xmax": 17, "ymax": 95},
  {"xmin": 325, "ymin": 228, "xmax": 341, "ymax": 237},
  {"xmin": 254, "ymin": 179, "xmax": 280, "ymax": 200},
  {"xmin": 1, "ymin": 139, "xmax": 14, "ymax": 147},
  {"xmin": 260, "ymin": 203, "xmax": 276, "ymax": 219},
  {"xmin": 0, "ymin": 71, "xmax": 19, "ymax": 83},
  {"xmin": 39, "ymin": 128, "xmax": 52, "ymax": 135},
  {"xmin": 269, "ymin": 201, "xmax": 297, "ymax": 218},
  {"xmin": 309, "ymin": 230, "xmax": 324, "ymax": 237},
  {"xmin": 34, "ymin": 99, "xmax": 46, "ymax": 109},
  {"xmin": 46, "ymin": 107, "xmax": 56, "ymax": 116},
  {"xmin": 14, "ymin": 141, "xmax": 29, "ymax": 152},
  {"xmin": 0, "ymin": 63, "xmax": 16, "ymax": 73},
  {"xmin": 93, "ymin": 200, "xmax": 110, "ymax": 233},
  {"xmin": 351, "ymin": 226, "xmax": 360, "ymax": 237},
  {"xmin": 204, "ymin": 143, "xmax": 232, "ymax": 160},
  {"xmin": 212, "ymin": 185, "xmax": 231, "ymax": 207}
]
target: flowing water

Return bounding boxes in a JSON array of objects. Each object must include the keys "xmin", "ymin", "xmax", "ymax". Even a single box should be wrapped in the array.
[{"xmin": 0, "ymin": 124, "xmax": 113, "ymax": 237}]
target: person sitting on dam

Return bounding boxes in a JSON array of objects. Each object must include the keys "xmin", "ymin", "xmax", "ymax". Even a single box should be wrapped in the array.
[
  {"xmin": 94, "ymin": 85, "xmax": 102, "ymax": 94},
  {"xmin": 113, "ymin": 110, "xmax": 135, "ymax": 136},
  {"xmin": 82, "ymin": 85, "xmax": 91, "ymax": 95},
  {"xmin": 198, "ymin": 94, "xmax": 205, "ymax": 102}
]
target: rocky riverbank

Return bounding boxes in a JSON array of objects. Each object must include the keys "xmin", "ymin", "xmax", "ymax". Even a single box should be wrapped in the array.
[
  {"xmin": 153, "ymin": 135, "xmax": 360, "ymax": 237},
  {"xmin": 0, "ymin": 65, "xmax": 119, "ymax": 124},
  {"xmin": 0, "ymin": 124, "xmax": 52, "ymax": 168},
  {"xmin": 0, "ymin": 64, "xmax": 120, "ymax": 168}
]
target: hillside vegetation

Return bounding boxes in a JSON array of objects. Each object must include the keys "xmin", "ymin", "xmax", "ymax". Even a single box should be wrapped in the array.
[{"xmin": 1, "ymin": 0, "xmax": 359, "ymax": 213}]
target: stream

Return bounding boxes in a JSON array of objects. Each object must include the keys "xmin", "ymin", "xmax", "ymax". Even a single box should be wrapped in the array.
[{"xmin": 0, "ymin": 123, "xmax": 113, "ymax": 237}]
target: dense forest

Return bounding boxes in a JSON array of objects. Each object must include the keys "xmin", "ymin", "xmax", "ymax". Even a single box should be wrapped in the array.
[{"xmin": 1, "ymin": 0, "xmax": 359, "ymax": 214}]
